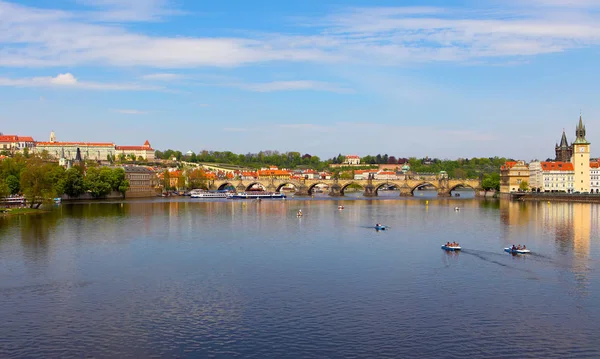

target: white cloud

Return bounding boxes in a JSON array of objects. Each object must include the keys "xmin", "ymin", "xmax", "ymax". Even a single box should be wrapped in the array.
[
  {"xmin": 76, "ymin": 0, "xmax": 183, "ymax": 22},
  {"xmin": 141, "ymin": 73, "xmax": 181, "ymax": 81},
  {"xmin": 111, "ymin": 109, "xmax": 148, "ymax": 115},
  {"xmin": 236, "ymin": 80, "xmax": 353, "ymax": 93},
  {"xmin": 0, "ymin": 73, "xmax": 160, "ymax": 91},
  {"xmin": 1, "ymin": 0, "xmax": 600, "ymax": 69}
]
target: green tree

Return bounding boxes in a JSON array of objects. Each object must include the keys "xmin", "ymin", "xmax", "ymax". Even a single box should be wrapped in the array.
[
  {"xmin": 519, "ymin": 180, "xmax": 529, "ymax": 192},
  {"xmin": 481, "ymin": 173, "xmax": 500, "ymax": 191},
  {"xmin": 163, "ymin": 170, "xmax": 171, "ymax": 191},
  {"xmin": 119, "ymin": 153, "xmax": 126, "ymax": 162},
  {"xmin": 20, "ymin": 157, "xmax": 57, "ymax": 208},
  {"xmin": 0, "ymin": 181, "xmax": 9, "ymax": 198},
  {"xmin": 23, "ymin": 147, "xmax": 30, "ymax": 158},
  {"xmin": 84, "ymin": 167, "xmax": 113, "ymax": 198},
  {"xmin": 5, "ymin": 175, "xmax": 20, "ymax": 194},
  {"xmin": 61, "ymin": 168, "xmax": 85, "ymax": 197}
]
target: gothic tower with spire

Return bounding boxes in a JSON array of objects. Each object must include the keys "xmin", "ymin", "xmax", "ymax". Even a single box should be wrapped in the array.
[
  {"xmin": 555, "ymin": 129, "xmax": 573, "ymax": 162},
  {"xmin": 572, "ymin": 115, "xmax": 591, "ymax": 193}
]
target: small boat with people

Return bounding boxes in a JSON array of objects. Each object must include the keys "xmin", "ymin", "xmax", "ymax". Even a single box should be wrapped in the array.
[
  {"xmin": 297, "ymin": 209, "xmax": 303, "ymax": 217},
  {"xmin": 375, "ymin": 223, "xmax": 388, "ymax": 230},
  {"xmin": 504, "ymin": 245, "xmax": 530, "ymax": 254},
  {"xmin": 442, "ymin": 242, "xmax": 461, "ymax": 251},
  {"xmin": 338, "ymin": 205, "xmax": 344, "ymax": 210},
  {"xmin": 229, "ymin": 191, "xmax": 286, "ymax": 199}
]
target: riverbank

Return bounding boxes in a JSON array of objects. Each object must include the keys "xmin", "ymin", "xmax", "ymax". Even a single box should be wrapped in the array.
[
  {"xmin": 0, "ymin": 208, "xmax": 48, "ymax": 216},
  {"xmin": 512, "ymin": 193, "xmax": 600, "ymax": 203}
]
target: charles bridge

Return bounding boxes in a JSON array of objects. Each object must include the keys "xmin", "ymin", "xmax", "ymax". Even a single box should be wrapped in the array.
[{"xmin": 209, "ymin": 176, "xmax": 483, "ymax": 197}]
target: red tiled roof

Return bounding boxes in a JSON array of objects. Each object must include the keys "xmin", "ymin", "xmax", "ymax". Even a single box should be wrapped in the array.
[
  {"xmin": 590, "ymin": 162, "xmax": 599, "ymax": 168},
  {"xmin": 144, "ymin": 140, "xmax": 150, "ymax": 146},
  {"xmin": 540, "ymin": 162, "xmax": 574, "ymax": 171},
  {"xmin": 116, "ymin": 145, "xmax": 154, "ymax": 151},
  {"xmin": 0, "ymin": 135, "xmax": 18, "ymax": 142},
  {"xmin": 36, "ymin": 141, "xmax": 114, "ymax": 147},
  {"xmin": 0, "ymin": 135, "xmax": 34, "ymax": 142},
  {"xmin": 258, "ymin": 169, "xmax": 290, "ymax": 176},
  {"xmin": 346, "ymin": 155, "xmax": 360, "ymax": 159}
]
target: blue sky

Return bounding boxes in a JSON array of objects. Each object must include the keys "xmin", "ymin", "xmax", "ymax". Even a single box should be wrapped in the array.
[{"xmin": 1, "ymin": 0, "xmax": 600, "ymax": 160}]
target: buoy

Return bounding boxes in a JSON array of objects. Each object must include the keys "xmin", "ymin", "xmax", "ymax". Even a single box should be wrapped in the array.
[{"xmin": 426, "ymin": 200, "xmax": 429, "ymax": 205}]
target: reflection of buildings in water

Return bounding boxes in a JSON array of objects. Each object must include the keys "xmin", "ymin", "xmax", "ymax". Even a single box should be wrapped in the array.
[
  {"xmin": 540, "ymin": 202, "xmax": 592, "ymax": 296},
  {"xmin": 500, "ymin": 200, "xmax": 531, "ymax": 227}
]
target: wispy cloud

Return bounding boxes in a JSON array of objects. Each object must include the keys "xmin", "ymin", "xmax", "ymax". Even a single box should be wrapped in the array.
[
  {"xmin": 2, "ymin": 0, "xmax": 600, "ymax": 69},
  {"xmin": 111, "ymin": 109, "xmax": 148, "ymax": 115},
  {"xmin": 0, "ymin": 73, "xmax": 161, "ymax": 91},
  {"xmin": 235, "ymin": 80, "xmax": 353, "ymax": 93},
  {"xmin": 140, "ymin": 73, "xmax": 182, "ymax": 81},
  {"xmin": 76, "ymin": 0, "xmax": 184, "ymax": 22}
]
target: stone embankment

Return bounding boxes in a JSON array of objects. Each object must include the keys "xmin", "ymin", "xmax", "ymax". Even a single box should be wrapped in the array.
[{"xmin": 511, "ymin": 193, "xmax": 600, "ymax": 203}]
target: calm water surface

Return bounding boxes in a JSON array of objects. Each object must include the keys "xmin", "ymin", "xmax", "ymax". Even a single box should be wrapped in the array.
[{"xmin": 1, "ymin": 196, "xmax": 599, "ymax": 358}]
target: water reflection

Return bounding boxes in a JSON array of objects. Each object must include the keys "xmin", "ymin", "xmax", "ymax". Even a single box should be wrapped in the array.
[{"xmin": 1, "ymin": 198, "xmax": 599, "ymax": 358}]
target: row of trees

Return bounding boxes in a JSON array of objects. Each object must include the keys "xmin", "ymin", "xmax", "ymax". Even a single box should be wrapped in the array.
[
  {"xmin": 155, "ymin": 148, "xmax": 508, "ymax": 178},
  {"xmin": 1, "ymin": 155, "xmax": 130, "ymax": 208},
  {"xmin": 157, "ymin": 150, "xmax": 326, "ymax": 170}
]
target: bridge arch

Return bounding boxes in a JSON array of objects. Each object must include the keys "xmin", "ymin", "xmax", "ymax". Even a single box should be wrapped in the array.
[
  {"xmin": 374, "ymin": 182, "xmax": 401, "ymax": 194},
  {"xmin": 411, "ymin": 182, "xmax": 438, "ymax": 194},
  {"xmin": 276, "ymin": 182, "xmax": 299, "ymax": 192},
  {"xmin": 217, "ymin": 182, "xmax": 236, "ymax": 191},
  {"xmin": 245, "ymin": 182, "xmax": 267, "ymax": 191},
  {"xmin": 448, "ymin": 183, "xmax": 476, "ymax": 192},
  {"xmin": 307, "ymin": 182, "xmax": 329, "ymax": 195},
  {"xmin": 340, "ymin": 182, "xmax": 364, "ymax": 195}
]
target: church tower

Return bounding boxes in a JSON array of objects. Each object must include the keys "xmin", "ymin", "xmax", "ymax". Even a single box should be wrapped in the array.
[
  {"xmin": 50, "ymin": 130, "xmax": 56, "ymax": 143},
  {"xmin": 572, "ymin": 115, "xmax": 591, "ymax": 193},
  {"xmin": 555, "ymin": 130, "xmax": 573, "ymax": 162}
]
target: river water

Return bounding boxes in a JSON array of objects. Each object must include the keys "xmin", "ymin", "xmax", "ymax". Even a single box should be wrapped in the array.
[{"xmin": 1, "ymin": 196, "xmax": 599, "ymax": 358}]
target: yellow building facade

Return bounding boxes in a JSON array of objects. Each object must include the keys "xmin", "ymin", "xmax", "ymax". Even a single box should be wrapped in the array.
[
  {"xmin": 572, "ymin": 116, "xmax": 591, "ymax": 193},
  {"xmin": 500, "ymin": 160, "xmax": 530, "ymax": 193}
]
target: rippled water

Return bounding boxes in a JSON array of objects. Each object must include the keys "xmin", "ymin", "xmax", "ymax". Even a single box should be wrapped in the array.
[{"xmin": 1, "ymin": 197, "xmax": 599, "ymax": 358}]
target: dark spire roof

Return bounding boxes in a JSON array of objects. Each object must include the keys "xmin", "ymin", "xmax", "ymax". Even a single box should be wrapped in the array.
[
  {"xmin": 574, "ymin": 114, "xmax": 589, "ymax": 144},
  {"xmin": 559, "ymin": 129, "xmax": 569, "ymax": 148}
]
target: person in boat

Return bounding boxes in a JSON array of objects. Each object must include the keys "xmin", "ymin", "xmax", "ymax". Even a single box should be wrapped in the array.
[
  {"xmin": 517, "ymin": 244, "xmax": 522, "ymax": 250},
  {"xmin": 512, "ymin": 245, "xmax": 517, "ymax": 250},
  {"xmin": 522, "ymin": 245, "xmax": 526, "ymax": 249}
]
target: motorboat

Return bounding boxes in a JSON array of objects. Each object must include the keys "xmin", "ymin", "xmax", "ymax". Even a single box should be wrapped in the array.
[
  {"xmin": 504, "ymin": 247, "xmax": 531, "ymax": 254},
  {"xmin": 441, "ymin": 245, "xmax": 461, "ymax": 251},
  {"xmin": 375, "ymin": 225, "xmax": 388, "ymax": 230}
]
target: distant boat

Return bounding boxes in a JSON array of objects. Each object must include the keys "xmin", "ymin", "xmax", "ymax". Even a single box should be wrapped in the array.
[
  {"xmin": 504, "ymin": 247, "xmax": 530, "ymax": 254},
  {"xmin": 191, "ymin": 191, "xmax": 231, "ymax": 199},
  {"xmin": 375, "ymin": 224, "xmax": 388, "ymax": 230},
  {"xmin": 229, "ymin": 192, "xmax": 286, "ymax": 199},
  {"xmin": 442, "ymin": 245, "xmax": 461, "ymax": 251}
]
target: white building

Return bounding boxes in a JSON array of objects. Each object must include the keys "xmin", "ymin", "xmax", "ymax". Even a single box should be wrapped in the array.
[
  {"xmin": 35, "ymin": 131, "xmax": 115, "ymax": 161},
  {"xmin": 590, "ymin": 162, "xmax": 600, "ymax": 194},
  {"xmin": 529, "ymin": 162, "xmax": 543, "ymax": 192},
  {"xmin": 374, "ymin": 171, "xmax": 399, "ymax": 180},
  {"xmin": 0, "ymin": 134, "xmax": 35, "ymax": 154},
  {"xmin": 540, "ymin": 162, "xmax": 574, "ymax": 193},
  {"xmin": 344, "ymin": 155, "xmax": 360, "ymax": 165},
  {"xmin": 115, "ymin": 140, "xmax": 155, "ymax": 161}
]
